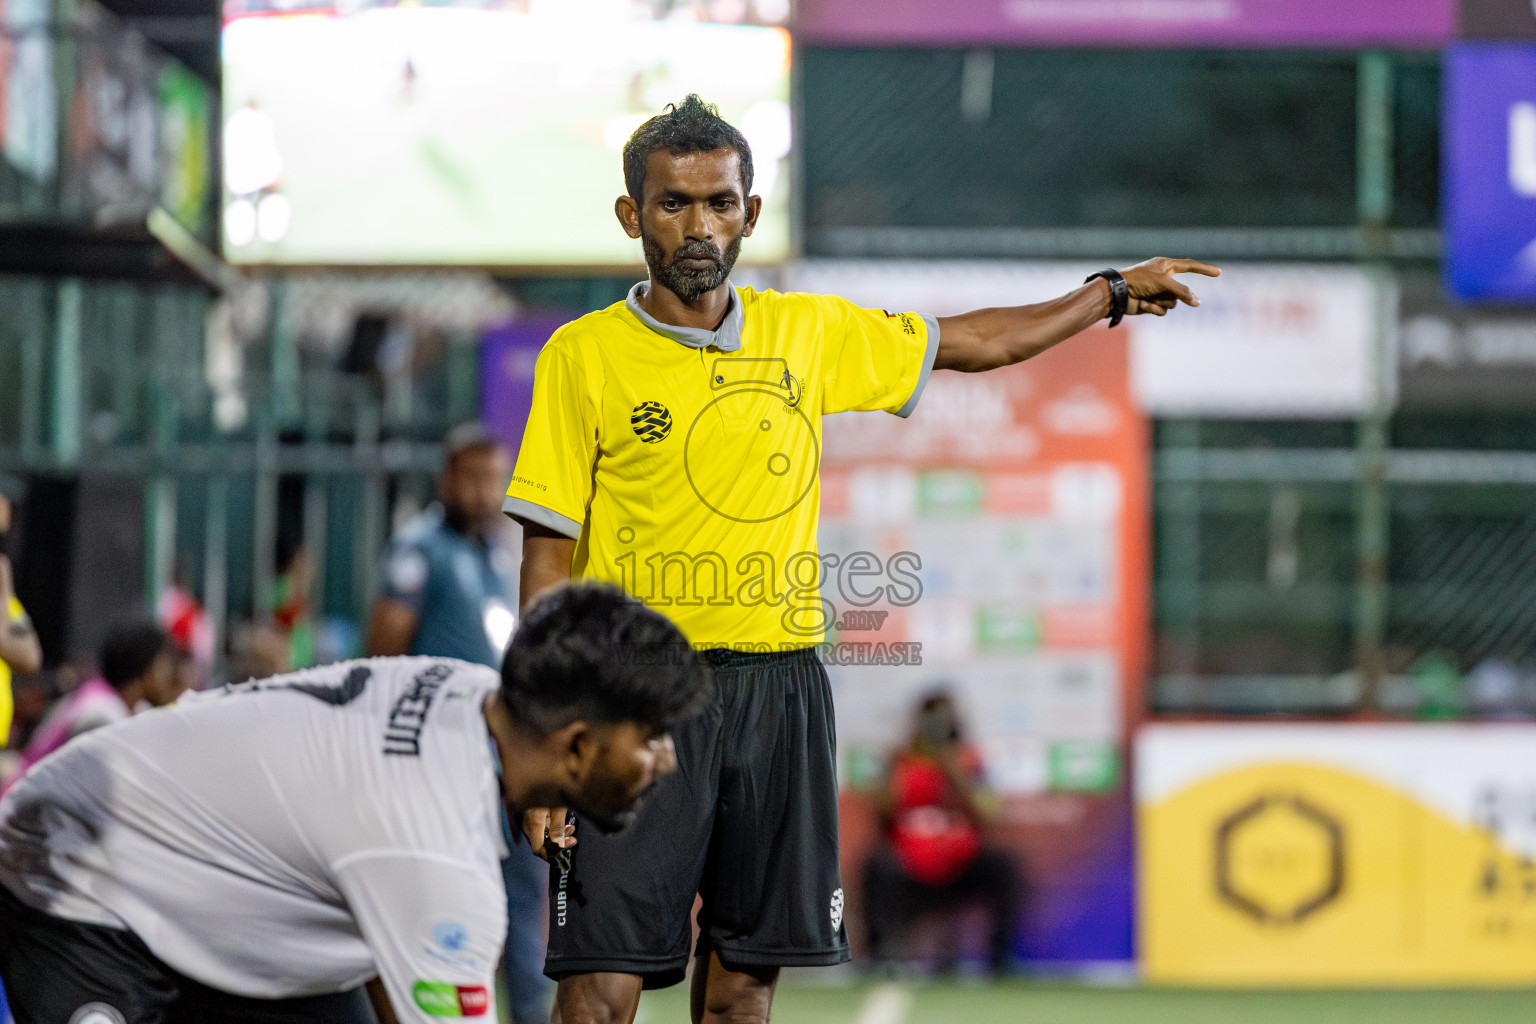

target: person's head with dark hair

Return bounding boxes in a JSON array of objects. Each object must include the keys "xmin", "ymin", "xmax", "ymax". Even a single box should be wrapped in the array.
[
  {"xmin": 99, "ymin": 618, "xmax": 182, "ymax": 708},
  {"xmin": 911, "ymin": 687, "xmax": 963, "ymax": 752},
  {"xmin": 438, "ymin": 421, "xmax": 509, "ymax": 541},
  {"xmin": 622, "ymin": 94, "xmax": 754, "ymax": 204},
  {"xmin": 482, "ymin": 581, "xmax": 712, "ymax": 835},
  {"xmin": 616, "ymin": 95, "xmax": 761, "ymax": 304}
]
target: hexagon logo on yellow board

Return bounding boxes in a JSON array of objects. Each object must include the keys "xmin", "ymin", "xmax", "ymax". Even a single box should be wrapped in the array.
[
  {"xmin": 1216, "ymin": 794, "xmax": 1344, "ymax": 926},
  {"xmin": 1139, "ymin": 761, "xmax": 1536, "ymax": 986}
]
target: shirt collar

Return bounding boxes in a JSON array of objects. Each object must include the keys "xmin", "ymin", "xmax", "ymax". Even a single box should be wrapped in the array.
[{"xmin": 625, "ymin": 281, "xmax": 743, "ymax": 353}]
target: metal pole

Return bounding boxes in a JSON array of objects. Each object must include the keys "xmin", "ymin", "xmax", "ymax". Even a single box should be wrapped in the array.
[
  {"xmin": 252, "ymin": 413, "xmax": 278, "ymax": 624},
  {"xmin": 1356, "ymin": 50, "xmax": 1395, "ymax": 230},
  {"xmin": 204, "ymin": 473, "xmax": 229, "ymax": 674},
  {"xmin": 19, "ymin": 283, "xmax": 46, "ymax": 462},
  {"xmin": 353, "ymin": 397, "xmax": 383, "ymax": 624},
  {"xmin": 303, "ymin": 475, "xmax": 328, "ymax": 619},
  {"xmin": 1352, "ymin": 51, "xmax": 1396, "ymax": 710},
  {"xmin": 50, "ymin": 278, "xmax": 82, "ymax": 467},
  {"xmin": 144, "ymin": 381, "xmax": 179, "ymax": 611},
  {"xmin": 1161, "ymin": 420, "xmax": 1202, "ymax": 681}
]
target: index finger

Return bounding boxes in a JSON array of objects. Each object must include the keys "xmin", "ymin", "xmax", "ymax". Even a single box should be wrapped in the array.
[
  {"xmin": 1158, "ymin": 277, "xmax": 1198, "ymax": 306},
  {"xmin": 549, "ymin": 806, "xmax": 574, "ymax": 848},
  {"xmin": 522, "ymin": 808, "xmax": 551, "ymax": 859},
  {"xmin": 1167, "ymin": 259, "xmax": 1222, "ymax": 278}
]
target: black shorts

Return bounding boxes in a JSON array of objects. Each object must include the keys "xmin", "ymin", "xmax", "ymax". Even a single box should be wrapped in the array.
[
  {"xmin": 545, "ymin": 647, "xmax": 849, "ymax": 988},
  {"xmin": 0, "ymin": 883, "xmax": 375, "ymax": 1024}
]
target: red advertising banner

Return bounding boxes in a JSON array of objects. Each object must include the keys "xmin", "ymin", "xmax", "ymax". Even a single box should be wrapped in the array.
[{"xmin": 798, "ymin": 260, "xmax": 1148, "ymax": 964}]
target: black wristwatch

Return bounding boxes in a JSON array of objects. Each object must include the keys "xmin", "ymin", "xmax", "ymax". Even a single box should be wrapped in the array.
[{"xmin": 1086, "ymin": 268, "xmax": 1129, "ymax": 328}]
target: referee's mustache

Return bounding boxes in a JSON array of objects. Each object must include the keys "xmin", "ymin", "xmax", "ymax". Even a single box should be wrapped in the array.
[{"xmin": 668, "ymin": 240, "xmax": 726, "ymax": 267}]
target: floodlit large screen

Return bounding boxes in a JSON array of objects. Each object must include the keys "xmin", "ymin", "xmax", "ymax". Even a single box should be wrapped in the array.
[{"xmin": 220, "ymin": 0, "xmax": 792, "ymax": 266}]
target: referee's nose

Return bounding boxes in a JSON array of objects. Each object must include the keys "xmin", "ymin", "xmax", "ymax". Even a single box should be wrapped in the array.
[{"xmin": 682, "ymin": 203, "xmax": 711, "ymax": 244}]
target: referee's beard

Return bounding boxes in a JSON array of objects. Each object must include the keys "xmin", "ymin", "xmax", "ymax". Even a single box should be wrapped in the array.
[{"xmin": 641, "ymin": 224, "xmax": 744, "ymax": 302}]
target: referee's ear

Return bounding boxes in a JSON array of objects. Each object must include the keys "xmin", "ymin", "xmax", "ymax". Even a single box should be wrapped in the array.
[
  {"xmin": 552, "ymin": 719, "xmax": 599, "ymax": 782},
  {"xmin": 741, "ymin": 193, "xmax": 762, "ymax": 238},
  {"xmin": 616, "ymin": 195, "xmax": 642, "ymax": 239}
]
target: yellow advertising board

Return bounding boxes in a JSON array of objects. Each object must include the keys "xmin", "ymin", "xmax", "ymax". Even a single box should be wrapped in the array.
[{"xmin": 1138, "ymin": 724, "xmax": 1536, "ymax": 985}]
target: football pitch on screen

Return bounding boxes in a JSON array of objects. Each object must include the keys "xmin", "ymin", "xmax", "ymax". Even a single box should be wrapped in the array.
[
  {"xmin": 628, "ymin": 979, "xmax": 1536, "ymax": 1024},
  {"xmin": 221, "ymin": 8, "xmax": 791, "ymax": 266}
]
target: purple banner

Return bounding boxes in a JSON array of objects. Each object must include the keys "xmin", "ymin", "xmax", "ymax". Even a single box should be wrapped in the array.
[
  {"xmin": 479, "ymin": 313, "xmax": 575, "ymax": 456},
  {"xmin": 797, "ymin": 0, "xmax": 1454, "ymax": 48},
  {"xmin": 1445, "ymin": 45, "xmax": 1536, "ymax": 301}
]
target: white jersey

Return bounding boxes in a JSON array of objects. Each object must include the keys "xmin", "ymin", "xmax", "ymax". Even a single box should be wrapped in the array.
[{"xmin": 0, "ymin": 657, "xmax": 508, "ymax": 1021}]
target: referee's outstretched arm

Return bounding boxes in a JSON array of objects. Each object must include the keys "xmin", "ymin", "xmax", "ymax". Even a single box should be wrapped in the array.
[{"xmin": 933, "ymin": 257, "xmax": 1221, "ymax": 373}]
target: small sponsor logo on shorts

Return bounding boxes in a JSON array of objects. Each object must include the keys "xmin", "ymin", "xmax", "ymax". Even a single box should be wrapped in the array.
[
  {"xmin": 425, "ymin": 919, "xmax": 483, "ymax": 971},
  {"xmin": 830, "ymin": 887, "xmax": 845, "ymax": 931},
  {"xmin": 69, "ymin": 1005, "xmax": 127, "ymax": 1024},
  {"xmin": 435, "ymin": 920, "xmax": 469, "ymax": 952},
  {"xmin": 555, "ymin": 851, "xmax": 572, "ymax": 927},
  {"xmin": 412, "ymin": 980, "xmax": 490, "ymax": 1017}
]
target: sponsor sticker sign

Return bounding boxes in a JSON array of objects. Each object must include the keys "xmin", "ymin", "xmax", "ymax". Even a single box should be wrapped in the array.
[
  {"xmin": 1139, "ymin": 724, "xmax": 1536, "ymax": 984},
  {"xmin": 412, "ymin": 980, "xmax": 490, "ymax": 1018}
]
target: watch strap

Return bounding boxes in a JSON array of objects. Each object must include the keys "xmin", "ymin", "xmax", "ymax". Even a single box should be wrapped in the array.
[{"xmin": 1086, "ymin": 268, "xmax": 1129, "ymax": 328}]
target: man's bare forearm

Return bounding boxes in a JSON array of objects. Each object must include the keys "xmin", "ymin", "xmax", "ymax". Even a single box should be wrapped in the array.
[
  {"xmin": 517, "ymin": 521, "xmax": 577, "ymax": 612},
  {"xmin": 0, "ymin": 624, "xmax": 40, "ymax": 675},
  {"xmin": 933, "ymin": 258, "xmax": 1220, "ymax": 373},
  {"xmin": 934, "ymin": 279, "xmax": 1112, "ymax": 373}
]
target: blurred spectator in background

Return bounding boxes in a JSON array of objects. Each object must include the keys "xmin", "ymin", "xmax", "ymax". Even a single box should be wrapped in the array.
[
  {"xmin": 864, "ymin": 690, "xmax": 1020, "ymax": 977},
  {"xmin": 367, "ymin": 423, "xmax": 518, "ymax": 665},
  {"xmin": 366, "ymin": 422, "xmax": 547, "ymax": 1024},
  {"xmin": 272, "ymin": 541, "xmax": 317, "ymax": 671},
  {"xmin": 0, "ymin": 493, "xmax": 41, "ymax": 748},
  {"xmin": 158, "ymin": 562, "xmax": 216, "ymax": 681},
  {"xmin": 9, "ymin": 618, "xmax": 182, "ymax": 788}
]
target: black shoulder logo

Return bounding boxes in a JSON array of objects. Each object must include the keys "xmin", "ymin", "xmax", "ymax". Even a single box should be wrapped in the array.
[
  {"xmin": 288, "ymin": 665, "xmax": 372, "ymax": 706},
  {"xmin": 631, "ymin": 401, "xmax": 673, "ymax": 443}
]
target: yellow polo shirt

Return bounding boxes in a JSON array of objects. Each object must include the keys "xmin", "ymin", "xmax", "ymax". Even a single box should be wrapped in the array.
[
  {"xmin": 504, "ymin": 285, "xmax": 938, "ymax": 649},
  {"xmin": 0, "ymin": 596, "xmax": 29, "ymax": 742}
]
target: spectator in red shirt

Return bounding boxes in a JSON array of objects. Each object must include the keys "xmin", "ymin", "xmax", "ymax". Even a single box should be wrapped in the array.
[{"xmin": 863, "ymin": 690, "xmax": 1021, "ymax": 975}]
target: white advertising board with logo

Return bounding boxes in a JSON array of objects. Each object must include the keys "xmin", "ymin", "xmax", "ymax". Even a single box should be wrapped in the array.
[{"xmin": 785, "ymin": 261, "xmax": 1390, "ymax": 420}]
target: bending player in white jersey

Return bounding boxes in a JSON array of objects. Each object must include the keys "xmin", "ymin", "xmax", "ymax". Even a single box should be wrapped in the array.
[{"xmin": 0, "ymin": 582, "xmax": 710, "ymax": 1024}]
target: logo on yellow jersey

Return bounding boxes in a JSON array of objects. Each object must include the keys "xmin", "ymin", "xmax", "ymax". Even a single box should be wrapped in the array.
[{"xmin": 630, "ymin": 401, "xmax": 673, "ymax": 443}]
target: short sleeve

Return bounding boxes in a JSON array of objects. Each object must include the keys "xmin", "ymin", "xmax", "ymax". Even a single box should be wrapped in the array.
[
  {"xmin": 376, "ymin": 542, "xmax": 431, "ymax": 612},
  {"xmin": 335, "ymin": 852, "xmax": 505, "ymax": 1023},
  {"xmin": 819, "ymin": 297, "xmax": 941, "ymax": 418},
  {"xmin": 502, "ymin": 341, "xmax": 598, "ymax": 540}
]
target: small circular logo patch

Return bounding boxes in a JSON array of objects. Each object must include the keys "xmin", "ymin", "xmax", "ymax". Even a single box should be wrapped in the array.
[
  {"xmin": 70, "ymin": 1004, "xmax": 127, "ymax": 1024},
  {"xmin": 631, "ymin": 401, "xmax": 672, "ymax": 443}
]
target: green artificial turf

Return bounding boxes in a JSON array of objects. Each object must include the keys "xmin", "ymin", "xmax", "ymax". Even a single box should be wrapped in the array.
[{"xmin": 632, "ymin": 978, "xmax": 1536, "ymax": 1024}]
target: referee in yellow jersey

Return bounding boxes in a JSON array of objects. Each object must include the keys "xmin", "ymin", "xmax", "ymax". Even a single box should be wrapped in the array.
[
  {"xmin": 0, "ymin": 493, "xmax": 41, "ymax": 747},
  {"xmin": 502, "ymin": 95, "xmax": 1218, "ymax": 1024}
]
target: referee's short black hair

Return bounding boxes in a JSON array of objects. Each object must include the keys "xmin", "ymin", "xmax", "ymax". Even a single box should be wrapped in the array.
[
  {"xmin": 100, "ymin": 617, "xmax": 173, "ymax": 691},
  {"xmin": 500, "ymin": 582, "xmax": 713, "ymax": 738},
  {"xmin": 623, "ymin": 94, "xmax": 754, "ymax": 201}
]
